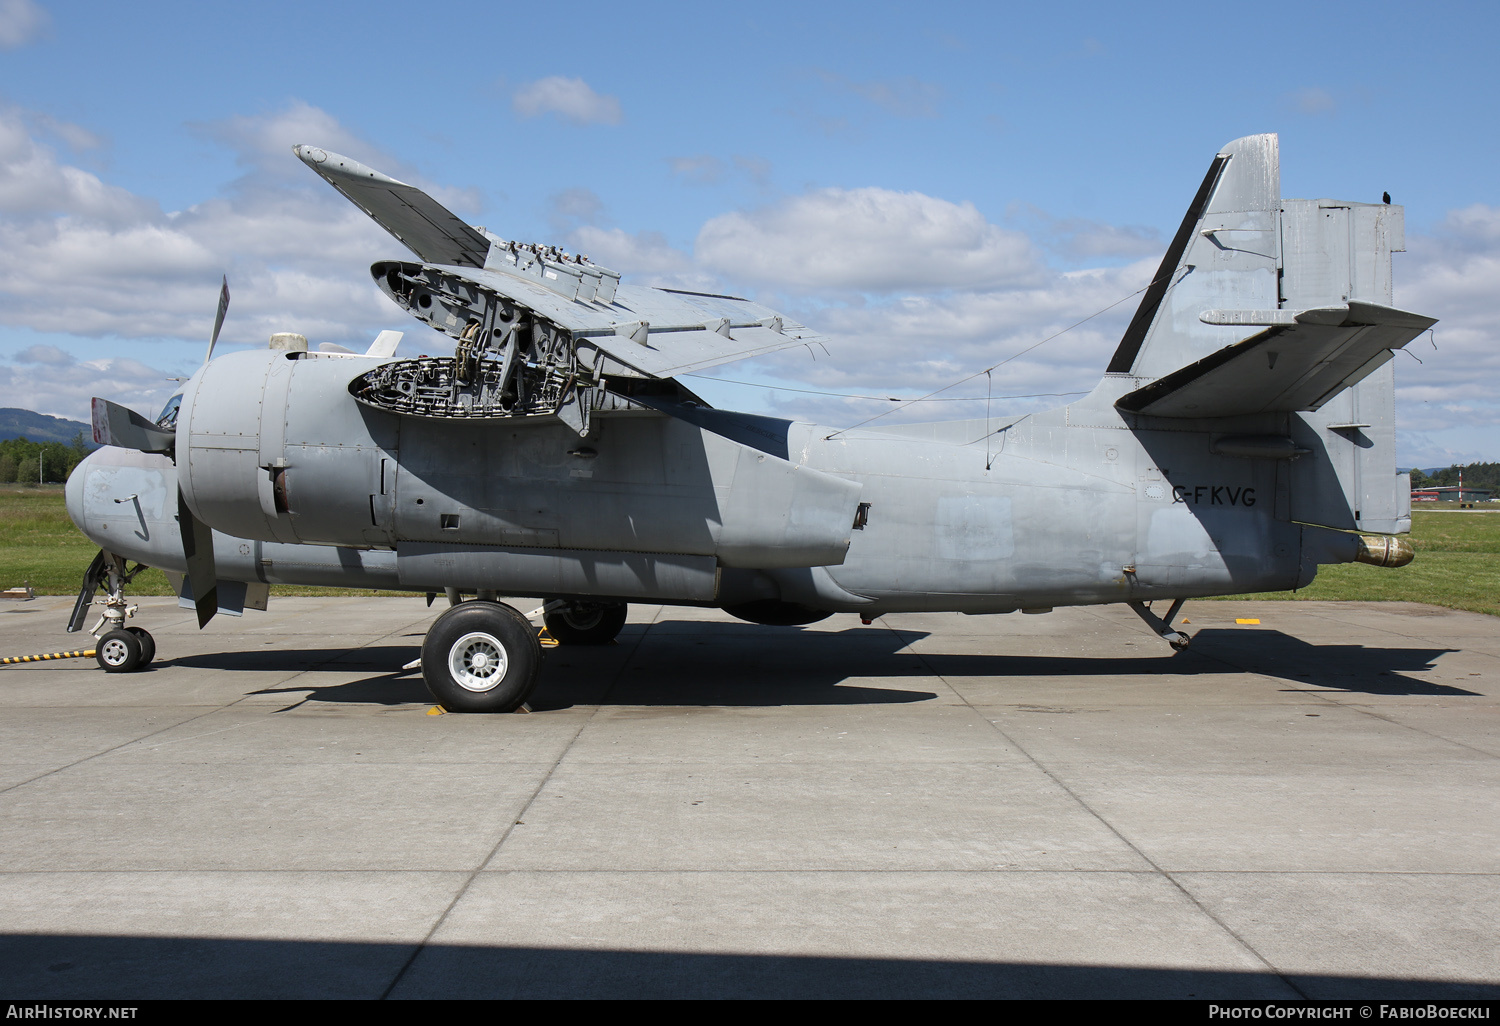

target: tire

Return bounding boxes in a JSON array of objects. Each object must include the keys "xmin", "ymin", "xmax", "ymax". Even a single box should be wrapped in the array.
[
  {"xmin": 543, "ymin": 601, "xmax": 627, "ymax": 645},
  {"xmin": 95, "ymin": 629, "xmax": 144, "ymax": 673},
  {"xmin": 422, "ymin": 601, "xmax": 541, "ymax": 713},
  {"xmin": 125, "ymin": 627, "xmax": 156, "ymax": 667}
]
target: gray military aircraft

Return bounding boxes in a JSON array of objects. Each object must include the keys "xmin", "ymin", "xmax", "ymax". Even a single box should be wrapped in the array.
[{"xmin": 66, "ymin": 133, "xmax": 1433, "ymax": 711}]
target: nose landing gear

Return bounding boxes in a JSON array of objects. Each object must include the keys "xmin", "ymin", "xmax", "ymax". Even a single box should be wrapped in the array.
[{"xmin": 70, "ymin": 550, "xmax": 156, "ymax": 673}]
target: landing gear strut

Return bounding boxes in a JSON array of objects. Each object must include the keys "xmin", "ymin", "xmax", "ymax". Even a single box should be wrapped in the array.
[
  {"xmin": 70, "ymin": 550, "xmax": 156, "ymax": 673},
  {"xmin": 1128, "ymin": 598, "xmax": 1190, "ymax": 651}
]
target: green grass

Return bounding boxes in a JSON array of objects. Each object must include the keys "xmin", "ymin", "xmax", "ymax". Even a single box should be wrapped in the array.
[
  {"xmin": 5, "ymin": 486, "xmax": 1498, "ymax": 614},
  {"xmin": 0, "ymin": 486, "xmax": 406, "ymax": 598},
  {"xmin": 1213, "ymin": 509, "xmax": 1500, "ymax": 616}
]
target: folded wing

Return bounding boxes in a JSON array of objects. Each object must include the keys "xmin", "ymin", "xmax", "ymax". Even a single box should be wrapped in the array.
[
  {"xmin": 294, "ymin": 145, "xmax": 490, "ymax": 268},
  {"xmin": 302, "ymin": 145, "xmax": 825, "ymax": 379}
]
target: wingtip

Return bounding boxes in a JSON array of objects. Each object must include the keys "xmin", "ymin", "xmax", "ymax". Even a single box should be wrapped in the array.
[{"xmin": 291, "ymin": 144, "xmax": 406, "ymax": 187}]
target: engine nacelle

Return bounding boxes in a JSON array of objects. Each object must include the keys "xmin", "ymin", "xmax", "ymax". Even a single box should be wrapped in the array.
[
  {"xmin": 176, "ymin": 348, "xmax": 863, "ymax": 572},
  {"xmin": 177, "ymin": 349, "xmax": 398, "ymax": 547}
]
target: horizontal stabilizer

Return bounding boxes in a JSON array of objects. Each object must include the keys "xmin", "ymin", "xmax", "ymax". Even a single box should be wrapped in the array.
[
  {"xmin": 1115, "ymin": 302, "xmax": 1436, "ymax": 418},
  {"xmin": 91, "ymin": 397, "xmax": 174, "ymax": 453},
  {"xmin": 294, "ymin": 145, "xmax": 490, "ymax": 268}
]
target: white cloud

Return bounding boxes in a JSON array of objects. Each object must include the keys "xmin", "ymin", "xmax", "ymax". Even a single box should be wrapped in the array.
[
  {"xmin": 548, "ymin": 186, "xmax": 606, "ymax": 234},
  {"xmin": 696, "ymin": 186, "xmax": 1041, "ymax": 292},
  {"xmin": 567, "ymin": 225, "xmax": 720, "ymax": 291},
  {"xmin": 0, "ymin": 109, "xmax": 152, "ymax": 222},
  {"xmin": 0, "ymin": 345, "xmax": 178, "ymax": 423},
  {"xmin": 32, "ymin": 113, "xmax": 102, "ymax": 152},
  {"xmin": 0, "ymin": 101, "xmax": 415, "ymax": 356},
  {"xmin": 4, "ymin": 94, "xmax": 1493, "ymax": 464},
  {"xmin": 1009, "ymin": 203, "xmax": 1162, "ymax": 261},
  {"xmin": 1433, "ymin": 203, "xmax": 1500, "ymax": 250},
  {"xmin": 14, "ymin": 343, "xmax": 70, "ymax": 365},
  {"xmin": 709, "ymin": 261, "xmax": 1149, "ymax": 428},
  {"xmin": 0, "ymin": 0, "xmax": 47, "ymax": 49},
  {"xmin": 512, "ymin": 77, "xmax": 622, "ymax": 126}
]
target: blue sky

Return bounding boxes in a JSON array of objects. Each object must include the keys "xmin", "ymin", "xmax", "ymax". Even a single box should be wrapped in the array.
[{"xmin": 1, "ymin": 0, "xmax": 1496, "ymax": 464}]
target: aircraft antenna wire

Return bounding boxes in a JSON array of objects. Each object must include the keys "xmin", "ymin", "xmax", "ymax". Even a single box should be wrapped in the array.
[
  {"xmin": 822, "ymin": 267, "xmax": 1180, "ymax": 440},
  {"xmin": 681, "ymin": 374, "xmax": 1085, "ymax": 404}
]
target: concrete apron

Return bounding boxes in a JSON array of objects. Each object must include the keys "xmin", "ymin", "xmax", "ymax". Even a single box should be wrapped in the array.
[{"xmin": 0, "ymin": 595, "xmax": 1495, "ymax": 999}]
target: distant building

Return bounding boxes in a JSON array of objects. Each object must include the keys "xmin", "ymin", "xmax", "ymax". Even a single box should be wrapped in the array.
[{"xmin": 1411, "ymin": 487, "xmax": 1493, "ymax": 502}]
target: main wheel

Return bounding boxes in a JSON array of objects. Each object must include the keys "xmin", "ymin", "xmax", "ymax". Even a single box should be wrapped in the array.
[
  {"xmin": 543, "ymin": 601, "xmax": 627, "ymax": 645},
  {"xmin": 422, "ymin": 601, "xmax": 542, "ymax": 712},
  {"xmin": 95, "ymin": 629, "xmax": 144, "ymax": 673},
  {"xmin": 125, "ymin": 627, "xmax": 156, "ymax": 667}
]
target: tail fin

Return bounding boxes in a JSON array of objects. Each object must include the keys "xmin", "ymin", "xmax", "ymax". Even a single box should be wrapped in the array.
[{"xmin": 1108, "ymin": 133, "xmax": 1434, "ymax": 536}]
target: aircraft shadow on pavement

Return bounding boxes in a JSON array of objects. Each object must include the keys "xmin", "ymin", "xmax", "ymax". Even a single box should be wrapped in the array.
[
  {"xmin": 1182, "ymin": 628, "xmax": 1471, "ymax": 696},
  {"xmin": 168, "ymin": 622, "xmax": 1472, "ymax": 711},
  {"xmin": 2, "ymin": 934, "xmax": 1496, "ymax": 1000}
]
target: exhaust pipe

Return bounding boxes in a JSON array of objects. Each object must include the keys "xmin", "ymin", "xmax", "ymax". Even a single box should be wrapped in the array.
[{"xmin": 1354, "ymin": 535, "xmax": 1415, "ymax": 568}]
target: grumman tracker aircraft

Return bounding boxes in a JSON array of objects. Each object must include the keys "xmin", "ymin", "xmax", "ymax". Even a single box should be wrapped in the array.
[{"xmin": 67, "ymin": 134, "xmax": 1432, "ymax": 712}]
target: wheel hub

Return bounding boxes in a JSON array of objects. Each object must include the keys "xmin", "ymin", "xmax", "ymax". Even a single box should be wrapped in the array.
[{"xmin": 448, "ymin": 632, "xmax": 509, "ymax": 692}]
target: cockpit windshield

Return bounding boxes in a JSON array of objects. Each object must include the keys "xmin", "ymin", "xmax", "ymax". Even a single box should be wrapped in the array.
[{"xmin": 156, "ymin": 394, "xmax": 183, "ymax": 430}]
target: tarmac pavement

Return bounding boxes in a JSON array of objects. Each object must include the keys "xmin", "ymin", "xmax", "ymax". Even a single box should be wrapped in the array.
[{"xmin": 0, "ymin": 595, "xmax": 1495, "ymax": 999}]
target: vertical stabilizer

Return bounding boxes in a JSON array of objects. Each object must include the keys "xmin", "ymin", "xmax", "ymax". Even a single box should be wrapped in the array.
[
  {"xmin": 1106, "ymin": 134, "xmax": 1420, "ymax": 537},
  {"xmin": 1107, "ymin": 134, "xmax": 1282, "ymax": 379}
]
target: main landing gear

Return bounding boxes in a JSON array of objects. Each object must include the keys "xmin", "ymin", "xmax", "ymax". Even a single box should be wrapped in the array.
[
  {"xmin": 422, "ymin": 600, "xmax": 542, "ymax": 713},
  {"xmin": 71, "ymin": 550, "xmax": 157, "ymax": 673},
  {"xmin": 541, "ymin": 600, "xmax": 627, "ymax": 646},
  {"xmin": 418, "ymin": 598, "xmax": 628, "ymax": 712}
]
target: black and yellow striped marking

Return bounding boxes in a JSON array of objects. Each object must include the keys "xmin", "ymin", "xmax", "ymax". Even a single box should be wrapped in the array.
[{"xmin": 1, "ymin": 649, "xmax": 96, "ymax": 665}]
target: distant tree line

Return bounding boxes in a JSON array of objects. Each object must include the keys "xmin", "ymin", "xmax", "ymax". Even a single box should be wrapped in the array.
[
  {"xmin": 1409, "ymin": 462, "xmax": 1500, "ymax": 491},
  {"xmin": 0, "ymin": 434, "xmax": 92, "ymax": 485}
]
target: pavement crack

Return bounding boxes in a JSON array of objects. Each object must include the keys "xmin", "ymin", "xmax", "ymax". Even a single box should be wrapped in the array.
[
  {"xmin": 885, "ymin": 619, "xmax": 1310, "ymax": 999},
  {"xmin": 378, "ymin": 615, "xmax": 653, "ymax": 1000}
]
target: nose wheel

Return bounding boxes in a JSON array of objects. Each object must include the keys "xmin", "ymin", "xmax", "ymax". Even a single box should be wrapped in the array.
[
  {"xmin": 95, "ymin": 627, "xmax": 155, "ymax": 673},
  {"xmin": 71, "ymin": 550, "xmax": 158, "ymax": 673}
]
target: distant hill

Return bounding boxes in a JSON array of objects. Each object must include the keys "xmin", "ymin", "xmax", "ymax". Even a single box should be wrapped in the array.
[{"xmin": 0, "ymin": 408, "xmax": 93, "ymax": 446}]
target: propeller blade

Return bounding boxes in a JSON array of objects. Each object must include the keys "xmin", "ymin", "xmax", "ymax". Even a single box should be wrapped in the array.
[
  {"xmin": 203, "ymin": 275, "xmax": 230, "ymax": 366},
  {"xmin": 178, "ymin": 489, "xmax": 218, "ymax": 629},
  {"xmin": 91, "ymin": 397, "xmax": 175, "ymax": 454}
]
